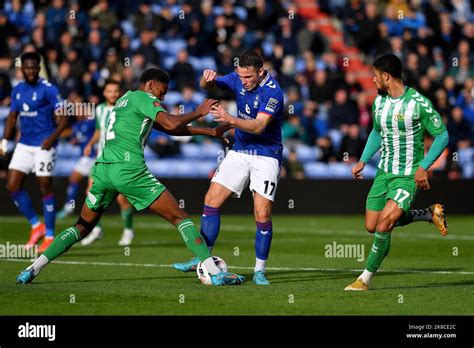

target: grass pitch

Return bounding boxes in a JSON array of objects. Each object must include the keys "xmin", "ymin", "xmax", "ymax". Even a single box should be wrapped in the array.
[{"xmin": 0, "ymin": 214, "xmax": 473, "ymax": 315}]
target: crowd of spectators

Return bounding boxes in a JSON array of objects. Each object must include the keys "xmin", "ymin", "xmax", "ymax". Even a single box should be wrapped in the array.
[{"xmin": 0, "ymin": 0, "xmax": 472, "ymax": 179}]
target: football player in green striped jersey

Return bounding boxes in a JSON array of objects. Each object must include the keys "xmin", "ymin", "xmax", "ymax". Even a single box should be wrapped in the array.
[{"xmin": 345, "ymin": 54, "xmax": 449, "ymax": 291}]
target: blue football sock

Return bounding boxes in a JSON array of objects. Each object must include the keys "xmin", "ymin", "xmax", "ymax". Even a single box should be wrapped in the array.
[
  {"xmin": 10, "ymin": 190, "xmax": 39, "ymax": 227},
  {"xmin": 255, "ymin": 221, "xmax": 273, "ymax": 260},
  {"xmin": 42, "ymin": 193, "xmax": 56, "ymax": 237},
  {"xmin": 200, "ymin": 205, "xmax": 220, "ymax": 248},
  {"xmin": 65, "ymin": 182, "xmax": 80, "ymax": 210}
]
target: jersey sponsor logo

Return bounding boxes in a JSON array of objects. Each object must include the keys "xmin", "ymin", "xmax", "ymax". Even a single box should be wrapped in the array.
[
  {"xmin": 20, "ymin": 103, "xmax": 38, "ymax": 117},
  {"xmin": 238, "ymin": 110, "xmax": 253, "ymax": 119},
  {"xmin": 265, "ymin": 98, "xmax": 279, "ymax": 113}
]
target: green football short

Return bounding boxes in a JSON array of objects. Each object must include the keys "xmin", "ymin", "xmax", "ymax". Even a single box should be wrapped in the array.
[
  {"xmin": 86, "ymin": 162, "xmax": 166, "ymax": 212},
  {"xmin": 366, "ymin": 169, "xmax": 418, "ymax": 213}
]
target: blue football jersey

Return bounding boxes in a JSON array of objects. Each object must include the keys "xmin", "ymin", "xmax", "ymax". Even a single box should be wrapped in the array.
[
  {"xmin": 72, "ymin": 118, "xmax": 96, "ymax": 157},
  {"xmin": 215, "ymin": 72, "xmax": 284, "ymax": 160},
  {"xmin": 10, "ymin": 79, "xmax": 62, "ymax": 146}
]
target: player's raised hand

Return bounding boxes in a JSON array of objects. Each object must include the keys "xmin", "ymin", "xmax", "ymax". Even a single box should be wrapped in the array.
[
  {"xmin": 210, "ymin": 104, "xmax": 233, "ymax": 124},
  {"xmin": 414, "ymin": 167, "xmax": 430, "ymax": 190},
  {"xmin": 196, "ymin": 99, "xmax": 218, "ymax": 116},
  {"xmin": 352, "ymin": 161, "xmax": 365, "ymax": 179},
  {"xmin": 202, "ymin": 69, "xmax": 217, "ymax": 82}
]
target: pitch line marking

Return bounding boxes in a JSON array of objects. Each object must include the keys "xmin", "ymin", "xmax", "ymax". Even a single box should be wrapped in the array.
[{"xmin": 2, "ymin": 259, "xmax": 474, "ymax": 275}]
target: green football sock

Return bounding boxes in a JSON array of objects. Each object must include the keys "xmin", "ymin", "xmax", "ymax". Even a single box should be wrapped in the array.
[
  {"xmin": 176, "ymin": 218, "xmax": 212, "ymax": 262},
  {"xmin": 42, "ymin": 226, "xmax": 81, "ymax": 262},
  {"xmin": 121, "ymin": 208, "xmax": 134, "ymax": 229},
  {"xmin": 365, "ymin": 231, "xmax": 391, "ymax": 273}
]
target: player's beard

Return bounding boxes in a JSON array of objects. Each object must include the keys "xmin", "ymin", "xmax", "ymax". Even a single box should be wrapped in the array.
[{"xmin": 377, "ymin": 88, "xmax": 388, "ymax": 96}]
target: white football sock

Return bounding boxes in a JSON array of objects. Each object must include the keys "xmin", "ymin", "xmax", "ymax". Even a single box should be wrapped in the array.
[
  {"xmin": 359, "ymin": 269, "xmax": 374, "ymax": 285},
  {"xmin": 31, "ymin": 221, "xmax": 41, "ymax": 229},
  {"xmin": 255, "ymin": 258, "xmax": 266, "ymax": 272},
  {"xmin": 29, "ymin": 255, "xmax": 49, "ymax": 276},
  {"xmin": 202, "ymin": 257, "xmax": 221, "ymax": 275}
]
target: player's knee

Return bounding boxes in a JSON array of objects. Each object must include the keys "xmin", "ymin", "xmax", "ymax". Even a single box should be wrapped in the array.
[
  {"xmin": 254, "ymin": 208, "xmax": 271, "ymax": 222},
  {"xmin": 365, "ymin": 224, "xmax": 376, "ymax": 233},
  {"xmin": 6, "ymin": 181, "xmax": 18, "ymax": 193},
  {"xmin": 204, "ymin": 192, "xmax": 221, "ymax": 208},
  {"xmin": 376, "ymin": 217, "xmax": 394, "ymax": 232}
]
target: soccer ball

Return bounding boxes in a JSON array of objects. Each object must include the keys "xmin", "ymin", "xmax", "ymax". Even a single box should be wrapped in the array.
[{"xmin": 196, "ymin": 256, "xmax": 228, "ymax": 285}]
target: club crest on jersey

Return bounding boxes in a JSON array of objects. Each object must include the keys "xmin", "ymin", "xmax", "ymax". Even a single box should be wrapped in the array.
[
  {"xmin": 430, "ymin": 115, "xmax": 441, "ymax": 128},
  {"xmin": 394, "ymin": 113, "xmax": 404, "ymax": 121},
  {"xmin": 153, "ymin": 101, "xmax": 160, "ymax": 107}
]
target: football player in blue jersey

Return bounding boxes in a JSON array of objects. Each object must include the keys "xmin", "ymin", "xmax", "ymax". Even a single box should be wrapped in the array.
[
  {"xmin": 0, "ymin": 52, "xmax": 68, "ymax": 253},
  {"xmin": 173, "ymin": 51, "xmax": 284, "ymax": 285}
]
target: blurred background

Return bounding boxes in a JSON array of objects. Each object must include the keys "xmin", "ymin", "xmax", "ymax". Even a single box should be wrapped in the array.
[{"xmin": 0, "ymin": 0, "xmax": 473, "ymax": 206}]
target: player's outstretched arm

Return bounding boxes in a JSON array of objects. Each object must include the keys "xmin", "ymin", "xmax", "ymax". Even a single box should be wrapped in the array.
[
  {"xmin": 200, "ymin": 69, "xmax": 218, "ymax": 90},
  {"xmin": 153, "ymin": 122, "xmax": 231, "ymax": 144},
  {"xmin": 210, "ymin": 104, "xmax": 270, "ymax": 135},
  {"xmin": 0, "ymin": 110, "xmax": 19, "ymax": 156},
  {"xmin": 154, "ymin": 99, "xmax": 218, "ymax": 132}
]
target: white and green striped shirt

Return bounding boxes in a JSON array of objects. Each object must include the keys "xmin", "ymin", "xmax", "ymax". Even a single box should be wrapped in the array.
[
  {"xmin": 372, "ymin": 87, "xmax": 446, "ymax": 176},
  {"xmin": 95, "ymin": 103, "xmax": 115, "ymax": 158}
]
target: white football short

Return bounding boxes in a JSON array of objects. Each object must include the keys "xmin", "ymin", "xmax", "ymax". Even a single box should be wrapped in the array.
[
  {"xmin": 73, "ymin": 156, "xmax": 96, "ymax": 176},
  {"xmin": 9, "ymin": 142, "xmax": 56, "ymax": 177},
  {"xmin": 211, "ymin": 150, "xmax": 280, "ymax": 201}
]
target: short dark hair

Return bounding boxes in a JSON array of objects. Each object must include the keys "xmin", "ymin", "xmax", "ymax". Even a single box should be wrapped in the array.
[
  {"xmin": 104, "ymin": 78, "xmax": 120, "ymax": 88},
  {"xmin": 20, "ymin": 52, "xmax": 41, "ymax": 65},
  {"xmin": 140, "ymin": 68, "xmax": 170, "ymax": 85},
  {"xmin": 373, "ymin": 54, "xmax": 402, "ymax": 79},
  {"xmin": 238, "ymin": 50, "xmax": 263, "ymax": 71}
]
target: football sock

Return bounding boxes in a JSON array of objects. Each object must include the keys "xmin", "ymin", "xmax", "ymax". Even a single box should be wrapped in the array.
[
  {"xmin": 28, "ymin": 255, "xmax": 49, "ymax": 276},
  {"xmin": 255, "ymin": 221, "xmax": 273, "ymax": 269},
  {"xmin": 200, "ymin": 205, "xmax": 220, "ymax": 252},
  {"xmin": 177, "ymin": 218, "xmax": 212, "ymax": 263},
  {"xmin": 359, "ymin": 269, "xmax": 374, "ymax": 285},
  {"xmin": 202, "ymin": 257, "xmax": 220, "ymax": 275},
  {"xmin": 255, "ymin": 258, "xmax": 266, "ymax": 272},
  {"xmin": 411, "ymin": 208, "xmax": 432, "ymax": 221},
  {"xmin": 42, "ymin": 226, "xmax": 81, "ymax": 263},
  {"xmin": 42, "ymin": 193, "xmax": 55, "ymax": 237},
  {"xmin": 365, "ymin": 231, "xmax": 391, "ymax": 273},
  {"xmin": 121, "ymin": 207, "xmax": 134, "ymax": 230},
  {"xmin": 395, "ymin": 209, "xmax": 432, "ymax": 226},
  {"xmin": 64, "ymin": 182, "xmax": 80, "ymax": 212},
  {"xmin": 9, "ymin": 190, "xmax": 39, "ymax": 227}
]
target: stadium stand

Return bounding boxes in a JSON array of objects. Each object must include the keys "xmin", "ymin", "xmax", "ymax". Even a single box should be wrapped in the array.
[{"xmin": 0, "ymin": 0, "xmax": 473, "ymax": 179}]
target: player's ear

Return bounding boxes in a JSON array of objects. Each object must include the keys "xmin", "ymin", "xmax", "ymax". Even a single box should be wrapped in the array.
[{"xmin": 258, "ymin": 67, "xmax": 264, "ymax": 77}]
